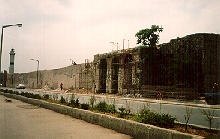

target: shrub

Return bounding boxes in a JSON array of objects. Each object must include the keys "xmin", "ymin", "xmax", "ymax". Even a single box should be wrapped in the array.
[
  {"xmin": 68, "ymin": 98, "xmax": 79, "ymax": 108},
  {"xmin": 94, "ymin": 101, "xmax": 116, "ymax": 114},
  {"xmin": 69, "ymin": 99, "xmax": 76, "ymax": 107},
  {"xmin": 52, "ymin": 94, "xmax": 58, "ymax": 101},
  {"xmin": 118, "ymin": 107, "xmax": 132, "ymax": 118},
  {"xmin": 108, "ymin": 104, "xmax": 116, "ymax": 114},
  {"xmin": 20, "ymin": 91, "xmax": 25, "ymax": 96},
  {"xmin": 43, "ymin": 94, "xmax": 50, "ymax": 100},
  {"xmin": 13, "ymin": 91, "xmax": 19, "ymax": 95},
  {"xmin": 75, "ymin": 99, "xmax": 80, "ymax": 107},
  {"xmin": 3, "ymin": 89, "xmax": 8, "ymax": 93},
  {"xmin": 8, "ymin": 90, "xmax": 13, "ymax": 94},
  {"xmin": 60, "ymin": 96, "xmax": 66, "ymax": 104},
  {"xmin": 134, "ymin": 109, "xmax": 176, "ymax": 128},
  {"xmin": 89, "ymin": 95, "xmax": 96, "ymax": 109},
  {"xmin": 95, "ymin": 101, "xmax": 108, "ymax": 113},
  {"xmin": 33, "ymin": 94, "xmax": 41, "ymax": 99},
  {"xmin": 80, "ymin": 103, "xmax": 90, "ymax": 110},
  {"xmin": 23, "ymin": 92, "xmax": 34, "ymax": 98}
]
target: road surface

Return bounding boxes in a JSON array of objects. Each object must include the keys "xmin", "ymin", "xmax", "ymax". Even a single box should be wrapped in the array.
[{"xmin": 0, "ymin": 95, "xmax": 132, "ymax": 139}]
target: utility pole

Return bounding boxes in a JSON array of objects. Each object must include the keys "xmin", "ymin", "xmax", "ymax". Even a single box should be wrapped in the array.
[
  {"xmin": 0, "ymin": 23, "xmax": 22, "ymax": 72},
  {"xmin": 128, "ymin": 40, "xmax": 129, "ymax": 49},
  {"xmin": 110, "ymin": 42, "xmax": 114, "ymax": 51},
  {"xmin": 31, "ymin": 59, "xmax": 39, "ymax": 88},
  {"xmin": 123, "ymin": 39, "xmax": 126, "ymax": 52}
]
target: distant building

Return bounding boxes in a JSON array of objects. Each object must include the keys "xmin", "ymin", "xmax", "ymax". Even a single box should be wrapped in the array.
[{"xmin": 9, "ymin": 48, "xmax": 15, "ymax": 74}]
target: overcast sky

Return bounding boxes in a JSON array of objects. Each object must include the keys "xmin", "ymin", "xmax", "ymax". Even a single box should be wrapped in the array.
[{"xmin": 1, "ymin": 0, "xmax": 219, "ymax": 73}]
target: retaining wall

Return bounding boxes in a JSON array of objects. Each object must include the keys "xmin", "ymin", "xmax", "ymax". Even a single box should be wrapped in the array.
[{"xmin": 1, "ymin": 92, "xmax": 203, "ymax": 139}]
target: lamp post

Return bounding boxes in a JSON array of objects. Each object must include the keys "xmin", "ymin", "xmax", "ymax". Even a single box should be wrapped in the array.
[
  {"xmin": 70, "ymin": 59, "xmax": 76, "ymax": 65},
  {"xmin": 110, "ymin": 42, "xmax": 114, "ymax": 51},
  {"xmin": 0, "ymin": 23, "xmax": 22, "ymax": 72},
  {"xmin": 31, "ymin": 59, "xmax": 39, "ymax": 88},
  {"xmin": 110, "ymin": 42, "xmax": 119, "ymax": 51},
  {"xmin": 123, "ymin": 39, "xmax": 126, "ymax": 51}
]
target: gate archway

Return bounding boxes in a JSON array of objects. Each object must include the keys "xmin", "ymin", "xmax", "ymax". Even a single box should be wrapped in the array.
[
  {"xmin": 123, "ymin": 54, "xmax": 133, "ymax": 91},
  {"xmin": 99, "ymin": 59, "xmax": 107, "ymax": 93},
  {"xmin": 111, "ymin": 57, "xmax": 119, "ymax": 94}
]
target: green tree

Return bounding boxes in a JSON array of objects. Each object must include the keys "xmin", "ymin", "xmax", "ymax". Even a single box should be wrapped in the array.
[{"xmin": 135, "ymin": 25, "xmax": 163, "ymax": 47}]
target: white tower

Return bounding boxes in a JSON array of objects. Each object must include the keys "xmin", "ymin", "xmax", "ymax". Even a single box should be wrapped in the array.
[{"xmin": 9, "ymin": 48, "xmax": 15, "ymax": 74}]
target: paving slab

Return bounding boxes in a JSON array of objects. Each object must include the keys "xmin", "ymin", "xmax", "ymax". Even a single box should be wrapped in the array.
[{"xmin": 0, "ymin": 95, "xmax": 132, "ymax": 139}]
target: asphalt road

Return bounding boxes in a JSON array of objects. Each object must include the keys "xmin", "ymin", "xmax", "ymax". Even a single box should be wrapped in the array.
[
  {"xmin": 50, "ymin": 92, "xmax": 219, "ymax": 129},
  {"xmin": 0, "ymin": 95, "xmax": 132, "ymax": 139},
  {"xmin": 62, "ymin": 93, "xmax": 220, "ymax": 129}
]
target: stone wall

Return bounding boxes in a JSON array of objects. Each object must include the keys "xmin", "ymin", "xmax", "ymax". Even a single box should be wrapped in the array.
[
  {"xmin": 6, "ymin": 63, "xmax": 94, "ymax": 90},
  {"xmin": 159, "ymin": 33, "xmax": 220, "ymax": 93},
  {"xmin": 5, "ymin": 33, "xmax": 220, "ymax": 95},
  {"xmin": 94, "ymin": 33, "xmax": 220, "ymax": 96}
]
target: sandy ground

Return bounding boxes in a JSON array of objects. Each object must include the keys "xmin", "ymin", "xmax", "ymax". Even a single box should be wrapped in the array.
[{"xmin": 0, "ymin": 95, "xmax": 132, "ymax": 139}]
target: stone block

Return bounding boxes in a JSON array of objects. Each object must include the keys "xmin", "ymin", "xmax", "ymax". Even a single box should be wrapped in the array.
[
  {"xmin": 150, "ymin": 126, "xmax": 172, "ymax": 139},
  {"xmin": 90, "ymin": 112, "xmax": 102, "ymax": 125},
  {"xmin": 75, "ymin": 109, "xmax": 84, "ymax": 120},
  {"xmin": 136, "ymin": 123, "xmax": 150, "ymax": 139},
  {"xmin": 101, "ymin": 115, "xmax": 112, "ymax": 129},
  {"xmin": 109, "ymin": 117, "xmax": 123, "ymax": 133}
]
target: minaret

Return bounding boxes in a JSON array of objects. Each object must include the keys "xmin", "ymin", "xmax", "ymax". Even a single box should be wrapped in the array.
[{"xmin": 9, "ymin": 48, "xmax": 15, "ymax": 74}]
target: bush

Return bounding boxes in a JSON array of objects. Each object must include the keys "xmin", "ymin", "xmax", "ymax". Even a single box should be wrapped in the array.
[
  {"xmin": 94, "ymin": 101, "xmax": 116, "ymax": 114},
  {"xmin": 89, "ymin": 95, "xmax": 96, "ymax": 109},
  {"xmin": 95, "ymin": 101, "xmax": 108, "ymax": 113},
  {"xmin": 13, "ymin": 91, "xmax": 19, "ymax": 95},
  {"xmin": 20, "ymin": 91, "xmax": 25, "ymax": 96},
  {"xmin": 60, "ymin": 96, "xmax": 66, "ymax": 104},
  {"xmin": 3, "ymin": 89, "xmax": 8, "ymax": 93},
  {"xmin": 43, "ymin": 94, "xmax": 50, "ymax": 100},
  {"xmin": 117, "ymin": 107, "xmax": 132, "ymax": 118},
  {"xmin": 75, "ymin": 98, "xmax": 80, "ymax": 107},
  {"xmin": 22, "ymin": 92, "xmax": 34, "ymax": 98},
  {"xmin": 133, "ymin": 109, "xmax": 176, "ymax": 128},
  {"xmin": 80, "ymin": 103, "xmax": 90, "ymax": 110},
  {"xmin": 33, "ymin": 94, "xmax": 41, "ymax": 99},
  {"xmin": 69, "ymin": 98, "xmax": 80, "ymax": 108},
  {"xmin": 108, "ymin": 104, "xmax": 116, "ymax": 114},
  {"xmin": 52, "ymin": 94, "xmax": 58, "ymax": 101},
  {"xmin": 8, "ymin": 90, "xmax": 13, "ymax": 94},
  {"xmin": 69, "ymin": 99, "xmax": 76, "ymax": 107}
]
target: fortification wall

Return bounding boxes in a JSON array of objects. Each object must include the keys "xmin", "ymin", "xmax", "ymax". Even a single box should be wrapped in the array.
[
  {"xmin": 6, "ymin": 63, "xmax": 94, "ymax": 90},
  {"xmin": 5, "ymin": 33, "xmax": 220, "ymax": 94}
]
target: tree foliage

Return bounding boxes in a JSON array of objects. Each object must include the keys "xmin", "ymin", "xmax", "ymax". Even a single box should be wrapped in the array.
[{"xmin": 135, "ymin": 25, "xmax": 163, "ymax": 47}]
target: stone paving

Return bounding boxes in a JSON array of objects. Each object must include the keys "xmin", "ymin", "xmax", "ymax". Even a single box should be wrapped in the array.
[{"xmin": 0, "ymin": 95, "xmax": 132, "ymax": 139}]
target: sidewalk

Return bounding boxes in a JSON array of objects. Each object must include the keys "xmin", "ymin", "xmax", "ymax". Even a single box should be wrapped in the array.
[{"xmin": 0, "ymin": 95, "xmax": 132, "ymax": 139}]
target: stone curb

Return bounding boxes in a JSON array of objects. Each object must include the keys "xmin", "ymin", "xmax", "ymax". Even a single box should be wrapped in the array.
[{"xmin": 1, "ymin": 92, "xmax": 204, "ymax": 139}]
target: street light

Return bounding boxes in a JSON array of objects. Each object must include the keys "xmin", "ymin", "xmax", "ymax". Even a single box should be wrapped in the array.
[
  {"xmin": 123, "ymin": 39, "xmax": 126, "ymax": 51},
  {"xmin": 0, "ymin": 23, "xmax": 22, "ymax": 72},
  {"xmin": 70, "ymin": 59, "xmax": 77, "ymax": 65},
  {"xmin": 31, "ymin": 59, "xmax": 39, "ymax": 88},
  {"xmin": 110, "ymin": 42, "xmax": 119, "ymax": 51},
  {"xmin": 110, "ymin": 42, "xmax": 114, "ymax": 51}
]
